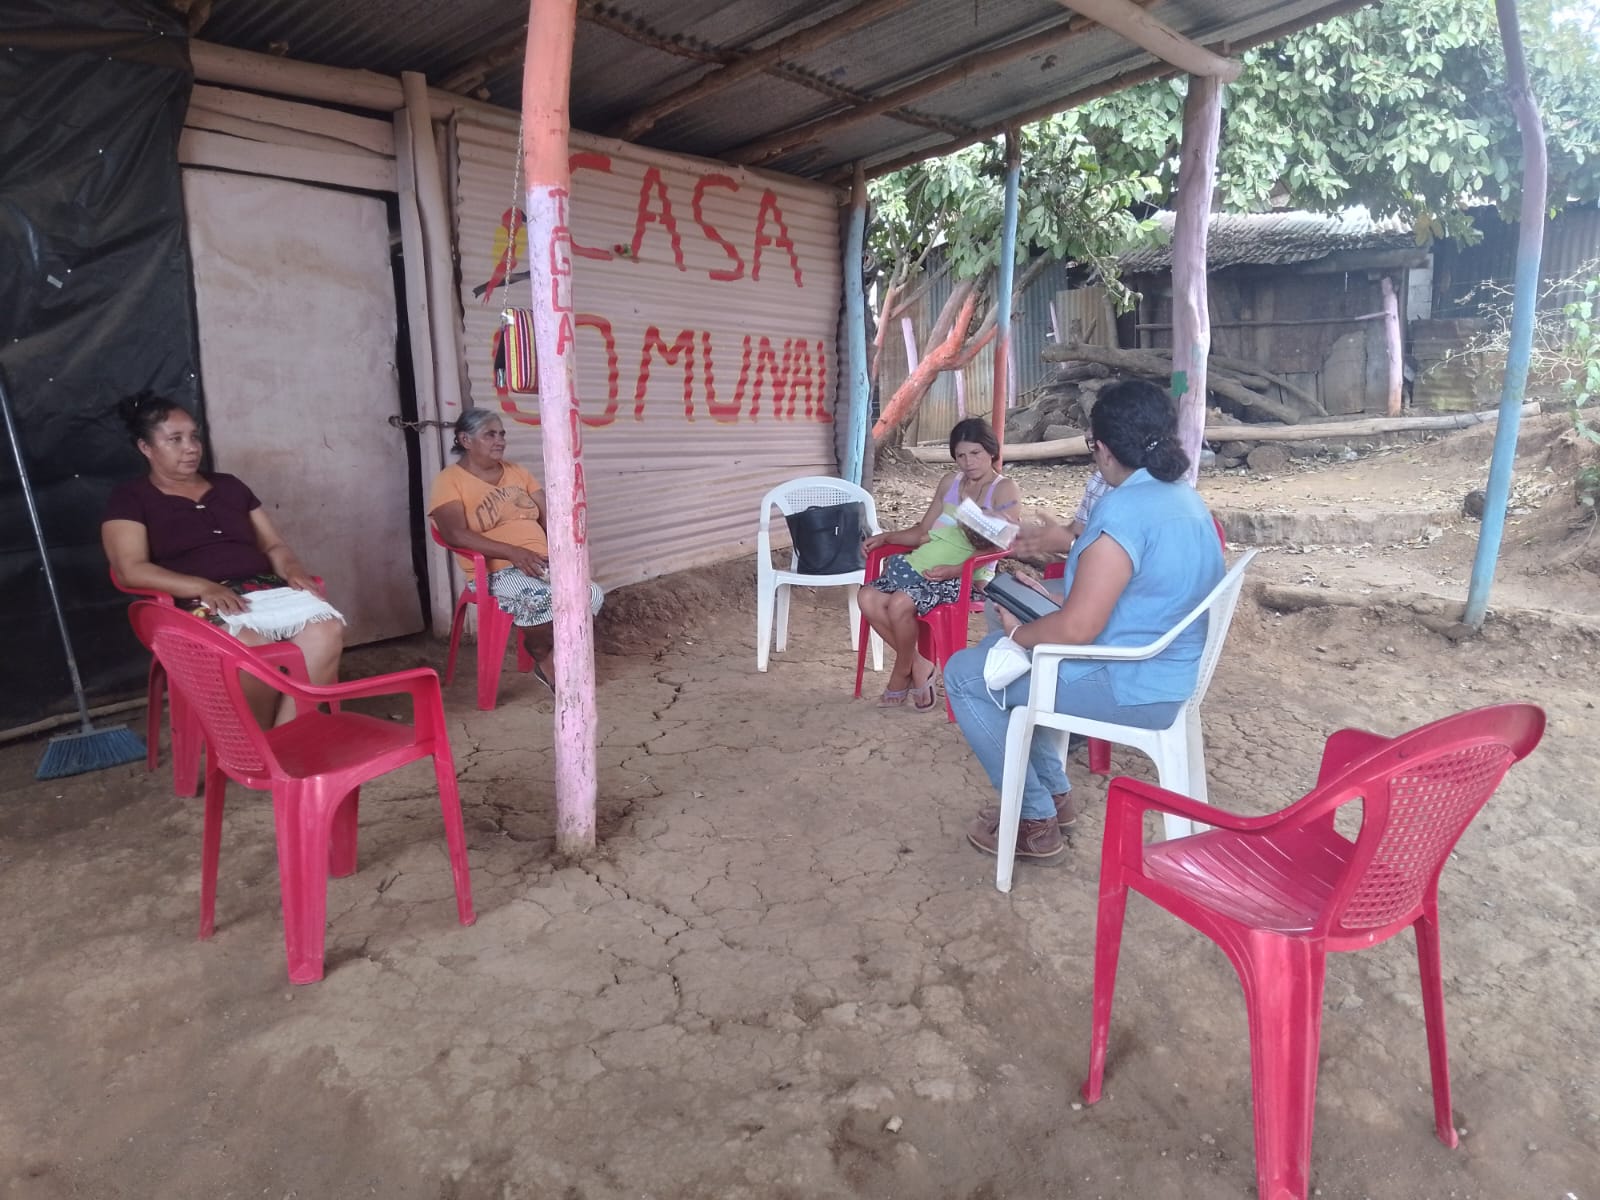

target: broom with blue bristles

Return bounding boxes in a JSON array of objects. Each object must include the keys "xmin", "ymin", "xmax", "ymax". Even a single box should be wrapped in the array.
[{"xmin": 0, "ymin": 367, "xmax": 147, "ymax": 779}]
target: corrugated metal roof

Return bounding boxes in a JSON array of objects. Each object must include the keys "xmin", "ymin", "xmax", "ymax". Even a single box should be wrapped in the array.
[
  {"xmin": 1117, "ymin": 207, "xmax": 1415, "ymax": 272},
  {"xmin": 194, "ymin": 0, "xmax": 1375, "ymax": 181}
]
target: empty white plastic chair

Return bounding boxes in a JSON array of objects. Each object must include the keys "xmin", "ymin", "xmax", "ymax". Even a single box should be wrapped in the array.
[
  {"xmin": 756, "ymin": 476, "xmax": 883, "ymax": 672},
  {"xmin": 993, "ymin": 549, "xmax": 1258, "ymax": 893}
]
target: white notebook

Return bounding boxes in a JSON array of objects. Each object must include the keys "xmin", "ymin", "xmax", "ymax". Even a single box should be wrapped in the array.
[{"xmin": 955, "ymin": 497, "xmax": 1019, "ymax": 549}]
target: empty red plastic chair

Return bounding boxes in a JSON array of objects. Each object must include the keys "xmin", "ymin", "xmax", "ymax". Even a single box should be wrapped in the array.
[
  {"xmin": 1080, "ymin": 703, "xmax": 1545, "ymax": 1200},
  {"xmin": 854, "ymin": 545, "xmax": 1006, "ymax": 721},
  {"xmin": 430, "ymin": 524, "xmax": 535, "ymax": 710},
  {"xmin": 111, "ymin": 570, "xmax": 315, "ymax": 797},
  {"xmin": 130, "ymin": 600, "xmax": 476, "ymax": 985}
]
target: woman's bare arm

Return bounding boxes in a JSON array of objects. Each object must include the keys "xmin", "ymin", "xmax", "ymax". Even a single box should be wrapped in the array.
[
  {"xmin": 864, "ymin": 472, "xmax": 952, "ymax": 551},
  {"xmin": 431, "ymin": 499, "xmax": 548, "ymax": 576},
  {"xmin": 102, "ymin": 519, "xmax": 249, "ymax": 615},
  {"xmin": 1004, "ymin": 533, "xmax": 1132, "ymax": 650},
  {"xmin": 248, "ymin": 509, "xmax": 323, "ymax": 594}
]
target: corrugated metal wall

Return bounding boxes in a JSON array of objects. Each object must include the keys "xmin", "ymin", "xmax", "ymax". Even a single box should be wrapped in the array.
[
  {"xmin": 453, "ymin": 118, "xmax": 843, "ymax": 589},
  {"xmin": 1434, "ymin": 203, "xmax": 1600, "ymax": 318}
]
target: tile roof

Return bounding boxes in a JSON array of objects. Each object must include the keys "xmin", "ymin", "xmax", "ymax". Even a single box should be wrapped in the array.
[{"xmin": 1118, "ymin": 207, "xmax": 1417, "ymax": 272}]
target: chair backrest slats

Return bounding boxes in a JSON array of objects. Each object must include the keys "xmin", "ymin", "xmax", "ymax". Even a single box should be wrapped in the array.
[
  {"xmin": 132, "ymin": 604, "xmax": 280, "ymax": 779},
  {"xmin": 1336, "ymin": 741, "xmax": 1517, "ymax": 932},
  {"xmin": 1300, "ymin": 704, "xmax": 1544, "ymax": 938},
  {"xmin": 1186, "ymin": 549, "xmax": 1258, "ymax": 711}
]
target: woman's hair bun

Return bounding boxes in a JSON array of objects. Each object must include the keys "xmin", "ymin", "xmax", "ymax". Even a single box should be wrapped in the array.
[
  {"xmin": 1143, "ymin": 434, "xmax": 1191, "ymax": 483},
  {"xmin": 117, "ymin": 390, "xmax": 183, "ymax": 447}
]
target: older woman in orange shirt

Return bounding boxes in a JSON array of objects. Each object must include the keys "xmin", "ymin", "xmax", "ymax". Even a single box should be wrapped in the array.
[{"xmin": 428, "ymin": 409, "xmax": 603, "ymax": 685}]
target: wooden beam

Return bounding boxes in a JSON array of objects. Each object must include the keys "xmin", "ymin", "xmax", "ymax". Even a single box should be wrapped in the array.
[
  {"xmin": 177, "ymin": 128, "xmax": 397, "ymax": 192},
  {"xmin": 184, "ymin": 109, "xmax": 392, "ymax": 159},
  {"xmin": 728, "ymin": 6, "xmax": 1118, "ymax": 167},
  {"xmin": 844, "ymin": 162, "xmax": 871, "ymax": 485},
  {"xmin": 1054, "ymin": 0, "xmax": 1240, "ymax": 80},
  {"xmin": 1170, "ymin": 74, "xmax": 1224, "ymax": 480},
  {"xmin": 1381, "ymin": 276, "xmax": 1403, "ymax": 417},
  {"xmin": 858, "ymin": 58, "xmax": 1174, "ymax": 181},
  {"xmin": 994, "ymin": 129, "xmax": 1022, "ymax": 460},
  {"xmin": 392, "ymin": 107, "xmax": 454, "ymax": 640},
  {"xmin": 521, "ymin": 0, "xmax": 599, "ymax": 856},
  {"xmin": 190, "ymin": 40, "xmax": 415, "ymax": 113},
  {"xmin": 613, "ymin": 0, "xmax": 913, "ymax": 142},
  {"xmin": 909, "ymin": 403, "xmax": 1541, "ymax": 462},
  {"xmin": 438, "ymin": 24, "xmax": 528, "ymax": 96},
  {"xmin": 190, "ymin": 84, "xmax": 395, "ymax": 155}
]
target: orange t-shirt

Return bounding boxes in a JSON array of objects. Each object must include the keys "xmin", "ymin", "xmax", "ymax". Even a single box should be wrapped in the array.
[{"xmin": 428, "ymin": 461, "xmax": 548, "ymax": 572}]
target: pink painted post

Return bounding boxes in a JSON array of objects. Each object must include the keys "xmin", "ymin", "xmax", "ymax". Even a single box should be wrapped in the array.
[
  {"xmin": 1170, "ymin": 75, "xmax": 1223, "ymax": 486},
  {"xmin": 521, "ymin": 0, "xmax": 597, "ymax": 855},
  {"xmin": 1381, "ymin": 276, "xmax": 1403, "ymax": 417}
]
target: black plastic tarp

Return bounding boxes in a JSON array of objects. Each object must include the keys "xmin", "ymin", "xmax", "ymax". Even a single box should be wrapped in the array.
[{"xmin": 0, "ymin": 0, "xmax": 198, "ymax": 729}]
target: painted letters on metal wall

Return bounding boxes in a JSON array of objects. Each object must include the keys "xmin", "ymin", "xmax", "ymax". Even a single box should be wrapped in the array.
[{"xmin": 453, "ymin": 118, "xmax": 843, "ymax": 589}]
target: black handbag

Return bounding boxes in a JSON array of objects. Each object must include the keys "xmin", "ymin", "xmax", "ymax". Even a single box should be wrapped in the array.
[{"xmin": 784, "ymin": 501, "xmax": 866, "ymax": 576}]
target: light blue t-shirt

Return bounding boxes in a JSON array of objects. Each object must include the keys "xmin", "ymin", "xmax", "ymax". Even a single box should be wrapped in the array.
[{"xmin": 1056, "ymin": 469, "xmax": 1225, "ymax": 706}]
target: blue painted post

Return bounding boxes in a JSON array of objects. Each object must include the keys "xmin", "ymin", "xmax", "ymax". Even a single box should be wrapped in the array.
[
  {"xmin": 1465, "ymin": 0, "xmax": 1548, "ymax": 628},
  {"xmin": 993, "ymin": 129, "xmax": 1021, "ymax": 461},
  {"xmin": 843, "ymin": 162, "xmax": 870, "ymax": 485}
]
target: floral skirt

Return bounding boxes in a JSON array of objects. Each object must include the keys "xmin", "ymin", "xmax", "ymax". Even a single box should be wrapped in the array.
[
  {"xmin": 488, "ymin": 568, "xmax": 605, "ymax": 627},
  {"xmin": 866, "ymin": 554, "xmax": 969, "ymax": 617}
]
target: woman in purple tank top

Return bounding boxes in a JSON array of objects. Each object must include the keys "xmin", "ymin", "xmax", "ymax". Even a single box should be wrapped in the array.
[{"xmin": 102, "ymin": 393, "xmax": 343, "ymax": 725}]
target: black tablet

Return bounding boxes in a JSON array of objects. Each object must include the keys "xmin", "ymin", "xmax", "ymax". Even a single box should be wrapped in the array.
[{"xmin": 983, "ymin": 574, "xmax": 1061, "ymax": 623}]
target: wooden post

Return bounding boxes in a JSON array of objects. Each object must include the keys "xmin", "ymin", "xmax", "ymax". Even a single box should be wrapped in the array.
[
  {"xmin": 1466, "ymin": 0, "xmax": 1548, "ymax": 629},
  {"xmin": 993, "ymin": 128, "xmax": 1021, "ymax": 460},
  {"xmin": 520, "ymin": 0, "xmax": 597, "ymax": 854},
  {"xmin": 843, "ymin": 162, "xmax": 870, "ymax": 485},
  {"xmin": 393, "ymin": 90, "xmax": 457, "ymax": 638},
  {"xmin": 1381, "ymin": 276, "xmax": 1403, "ymax": 417},
  {"xmin": 1170, "ymin": 75, "xmax": 1223, "ymax": 485}
]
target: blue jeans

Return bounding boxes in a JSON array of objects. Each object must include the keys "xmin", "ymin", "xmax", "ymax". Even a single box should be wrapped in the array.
[{"xmin": 946, "ymin": 631, "xmax": 1183, "ymax": 821}]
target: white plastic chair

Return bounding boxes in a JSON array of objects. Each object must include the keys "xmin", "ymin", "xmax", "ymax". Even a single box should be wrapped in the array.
[
  {"xmin": 756, "ymin": 476, "xmax": 884, "ymax": 672},
  {"xmin": 993, "ymin": 549, "xmax": 1258, "ymax": 893}
]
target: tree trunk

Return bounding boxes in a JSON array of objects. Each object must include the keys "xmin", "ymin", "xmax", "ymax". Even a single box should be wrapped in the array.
[{"xmin": 871, "ymin": 284, "xmax": 979, "ymax": 441}]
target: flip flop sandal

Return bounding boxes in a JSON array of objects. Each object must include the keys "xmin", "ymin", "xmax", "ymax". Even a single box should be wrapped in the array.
[
  {"xmin": 876, "ymin": 687, "xmax": 910, "ymax": 707},
  {"xmin": 910, "ymin": 678, "xmax": 939, "ymax": 712},
  {"xmin": 530, "ymin": 658, "xmax": 555, "ymax": 693}
]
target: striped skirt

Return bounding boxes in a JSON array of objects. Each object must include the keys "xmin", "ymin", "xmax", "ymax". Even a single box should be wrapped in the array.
[{"xmin": 488, "ymin": 568, "xmax": 605, "ymax": 627}]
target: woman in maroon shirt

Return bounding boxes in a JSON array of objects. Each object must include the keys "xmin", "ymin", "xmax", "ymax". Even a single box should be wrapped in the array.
[{"xmin": 102, "ymin": 393, "xmax": 343, "ymax": 724}]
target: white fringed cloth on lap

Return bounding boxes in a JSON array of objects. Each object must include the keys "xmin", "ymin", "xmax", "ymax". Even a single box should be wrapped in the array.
[{"xmin": 217, "ymin": 587, "xmax": 346, "ymax": 640}]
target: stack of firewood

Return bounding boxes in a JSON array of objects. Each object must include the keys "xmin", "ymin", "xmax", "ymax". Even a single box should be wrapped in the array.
[{"xmin": 1002, "ymin": 342, "xmax": 1329, "ymax": 443}]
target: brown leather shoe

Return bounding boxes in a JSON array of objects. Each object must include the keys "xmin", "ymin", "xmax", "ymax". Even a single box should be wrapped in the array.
[
  {"xmin": 976, "ymin": 792, "xmax": 1077, "ymax": 830},
  {"xmin": 966, "ymin": 813, "xmax": 1065, "ymax": 862}
]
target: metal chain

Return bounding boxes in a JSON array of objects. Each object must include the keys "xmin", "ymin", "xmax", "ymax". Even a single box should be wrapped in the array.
[
  {"xmin": 387, "ymin": 416, "xmax": 455, "ymax": 432},
  {"xmin": 486, "ymin": 113, "xmax": 529, "ymax": 309}
]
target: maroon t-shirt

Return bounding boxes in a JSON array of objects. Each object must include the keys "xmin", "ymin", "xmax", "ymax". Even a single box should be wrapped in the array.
[{"xmin": 103, "ymin": 473, "xmax": 274, "ymax": 582}]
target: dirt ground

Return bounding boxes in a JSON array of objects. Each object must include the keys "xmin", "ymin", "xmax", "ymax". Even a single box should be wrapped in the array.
[{"xmin": 2, "ymin": 417, "xmax": 1597, "ymax": 1200}]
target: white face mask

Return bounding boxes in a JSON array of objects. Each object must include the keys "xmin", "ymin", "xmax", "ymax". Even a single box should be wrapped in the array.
[{"xmin": 982, "ymin": 635, "xmax": 1032, "ymax": 702}]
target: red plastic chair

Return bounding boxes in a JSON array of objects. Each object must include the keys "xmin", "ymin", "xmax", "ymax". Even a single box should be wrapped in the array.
[
  {"xmin": 1081, "ymin": 703, "xmax": 1545, "ymax": 1200},
  {"xmin": 129, "ymin": 600, "xmax": 476, "ymax": 985},
  {"xmin": 430, "ymin": 525, "xmax": 534, "ymax": 710},
  {"xmin": 1045, "ymin": 514, "xmax": 1229, "ymax": 775},
  {"xmin": 111, "ymin": 570, "xmax": 317, "ymax": 798},
  {"xmin": 853, "ymin": 545, "xmax": 1007, "ymax": 721}
]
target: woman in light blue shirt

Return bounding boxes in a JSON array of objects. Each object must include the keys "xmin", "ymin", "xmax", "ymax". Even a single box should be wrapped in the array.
[{"xmin": 945, "ymin": 379, "xmax": 1225, "ymax": 863}]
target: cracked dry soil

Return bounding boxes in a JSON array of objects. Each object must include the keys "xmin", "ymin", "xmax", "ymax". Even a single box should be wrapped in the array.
[{"xmin": 1, "ymin": 543, "xmax": 1596, "ymax": 1200}]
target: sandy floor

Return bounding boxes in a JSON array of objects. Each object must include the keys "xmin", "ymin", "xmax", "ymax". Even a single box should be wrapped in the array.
[{"xmin": 2, "ymin": 422, "xmax": 1597, "ymax": 1200}]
